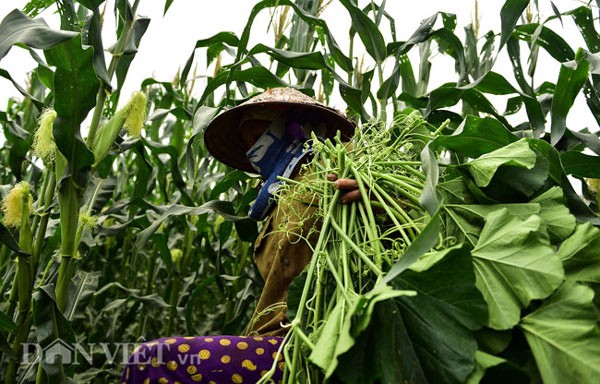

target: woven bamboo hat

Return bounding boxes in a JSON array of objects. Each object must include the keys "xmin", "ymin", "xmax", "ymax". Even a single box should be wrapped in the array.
[{"xmin": 204, "ymin": 87, "xmax": 355, "ymax": 172}]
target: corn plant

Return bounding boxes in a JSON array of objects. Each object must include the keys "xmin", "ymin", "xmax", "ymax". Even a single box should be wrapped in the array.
[{"xmin": 0, "ymin": 0, "xmax": 599, "ymax": 383}]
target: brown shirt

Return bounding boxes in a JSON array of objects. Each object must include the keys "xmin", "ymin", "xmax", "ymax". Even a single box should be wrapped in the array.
[{"xmin": 245, "ymin": 176, "xmax": 319, "ymax": 336}]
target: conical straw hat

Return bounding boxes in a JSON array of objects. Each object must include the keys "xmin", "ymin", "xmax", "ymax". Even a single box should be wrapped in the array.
[{"xmin": 204, "ymin": 87, "xmax": 355, "ymax": 172}]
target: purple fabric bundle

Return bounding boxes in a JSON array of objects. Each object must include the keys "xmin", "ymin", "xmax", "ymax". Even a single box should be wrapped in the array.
[{"xmin": 121, "ymin": 335, "xmax": 285, "ymax": 383}]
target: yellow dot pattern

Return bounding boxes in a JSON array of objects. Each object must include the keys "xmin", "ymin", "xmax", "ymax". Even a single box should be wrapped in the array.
[
  {"xmin": 198, "ymin": 349, "xmax": 211, "ymax": 360},
  {"xmin": 272, "ymin": 352, "xmax": 283, "ymax": 361},
  {"xmin": 241, "ymin": 359, "xmax": 257, "ymax": 371},
  {"xmin": 166, "ymin": 361, "xmax": 178, "ymax": 371},
  {"xmin": 126, "ymin": 336, "xmax": 287, "ymax": 382},
  {"xmin": 187, "ymin": 365, "xmax": 198, "ymax": 374}
]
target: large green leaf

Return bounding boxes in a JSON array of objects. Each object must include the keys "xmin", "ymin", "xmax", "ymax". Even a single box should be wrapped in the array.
[
  {"xmin": 387, "ymin": 246, "xmax": 487, "ymax": 383},
  {"xmin": 465, "ymin": 351, "xmax": 524, "ymax": 384},
  {"xmin": 310, "ymin": 284, "xmax": 414, "ymax": 378},
  {"xmin": 432, "ymin": 115, "xmax": 518, "ymax": 158},
  {"xmin": 0, "ymin": 9, "xmax": 77, "ymax": 60},
  {"xmin": 443, "ymin": 203, "xmax": 541, "ymax": 246},
  {"xmin": 556, "ymin": 223, "xmax": 600, "ymax": 283},
  {"xmin": 472, "ymin": 209, "xmax": 564, "ymax": 329},
  {"xmin": 463, "ymin": 138, "xmax": 537, "ymax": 187},
  {"xmin": 520, "ymin": 282, "xmax": 600, "ymax": 384},
  {"xmin": 530, "ymin": 187, "xmax": 576, "ymax": 241},
  {"xmin": 335, "ymin": 299, "xmax": 427, "ymax": 384}
]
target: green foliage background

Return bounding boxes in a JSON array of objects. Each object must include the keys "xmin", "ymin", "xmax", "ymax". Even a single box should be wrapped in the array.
[{"xmin": 0, "ymin": 0, "xmax": 599, "ymax": 383}]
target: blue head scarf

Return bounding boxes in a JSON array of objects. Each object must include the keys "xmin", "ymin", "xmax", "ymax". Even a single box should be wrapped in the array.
[{"xmin": 245, "ymin": 115, "xmax": 319, "ymax": 220}]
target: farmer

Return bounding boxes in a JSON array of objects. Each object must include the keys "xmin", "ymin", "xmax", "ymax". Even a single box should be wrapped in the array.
[{"xmin": 121, "ymin": 88, "xmax": 355, "ymax": 383}]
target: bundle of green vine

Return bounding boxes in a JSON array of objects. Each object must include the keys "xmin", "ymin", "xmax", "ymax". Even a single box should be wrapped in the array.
[{"xmin": 258, "ymin": 111, "xmax": 441, "ymax": 383}]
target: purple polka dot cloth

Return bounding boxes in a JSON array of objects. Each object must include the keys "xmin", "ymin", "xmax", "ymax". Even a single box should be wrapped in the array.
[{"xmin": 121, "ymin": 336, "xmax": 285, "ymax": 384}]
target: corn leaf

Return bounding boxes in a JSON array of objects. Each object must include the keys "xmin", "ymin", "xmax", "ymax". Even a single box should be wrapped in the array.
[
  {"xmin": 0, "ymin": 222, "xmax": 28, "ymax": 256},
  {"xmin": 0, "ymin": 311, "xmax": 17, "ymax": 334},
  {"xmin": 81, "ymin": 5, "xmax": 111, "ymax": 88},
  {"xmin": 247, "ymin": 43, "xmax": 330, "ymax": 71},
  {"xmin": 113, "ymin": 16, "xmax": 150, "ymax": 103},
  {"xmin": 339, "ymin": 0, "xmax": 386, "ymax": 63},
  {"xmin": 45, "ymin": 36, "xmax": 97, "ymax": 174},
  {"xmin": 499, "ymin": 0, "xmax": 530, "ymax": 49},
  {"xmin": 551, "ymin": 50, "xmax": 590, "ymax": 145},
  {"xmin": 560, "ymin": 150, "xmax": 600, "ymax": 178},
  {"xmin": 32, "ymin": 284, "xmax": 77, "ymax": 382},
  {"xmin": 0, "ymin": 9, "xmax": 77, "ymax": 60},
  {"xmin": 237, "ymin": 0, "xmax": 351, "ymax": 72},
  {"xmin": 472, "ymin": 209, "xmax": 564, "ymax": 329},
  {"xmin": 568, "ymin": 7, "xmax": 600, "ymax": 53},
  {"xmin": 520, "ymin": 282, "xmax": 600, "ymax": 384}
]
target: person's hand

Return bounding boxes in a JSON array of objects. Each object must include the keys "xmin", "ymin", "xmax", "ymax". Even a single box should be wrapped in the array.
[{"xmin": 327, "ymin": 173, "xmax": 362, "ymax": 203}]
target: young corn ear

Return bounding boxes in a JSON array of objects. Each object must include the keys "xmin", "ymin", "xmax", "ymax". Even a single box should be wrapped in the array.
[
  {"xmin": 124, "ymin": 91, "xmax": 148, "ymax": 138},
  {"xmin": 1, "ymin": 182, "xmax": 33, "ymax": 229},
  {"xmin": 32, "ymin": 108, "xmax": 58, "ymax": 163},
  {"xmin": 92, "ymin": 91, "xmax": 148, "ymax": 165}
]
